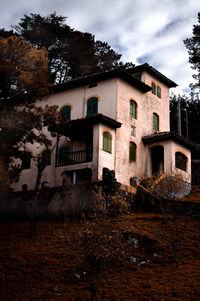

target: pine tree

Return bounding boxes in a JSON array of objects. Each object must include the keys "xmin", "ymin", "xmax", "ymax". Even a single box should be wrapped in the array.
[{"xmin": 184, "ymin": 12, "xmax": 200, "ymax": 98}]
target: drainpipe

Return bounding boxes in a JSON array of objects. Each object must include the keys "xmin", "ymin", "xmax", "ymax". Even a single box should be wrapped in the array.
[
  {"xmin": 73, "ymin": 171, "xmax": 76, "ymax": 184},
  {"xmin": 55, "ymin": 133, "xmax": 60, "ymax": 167},
  {"xmin": 177, "ymin": 97, "xmax": 181, "ymax": 136},
  {"xmin": 83, "ymin": 86, "xmax": 86, "ymax": 116}
]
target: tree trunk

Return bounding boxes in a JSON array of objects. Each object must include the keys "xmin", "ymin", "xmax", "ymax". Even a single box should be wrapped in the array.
[
  {"xmin": 90, "ymin": 267, "xmax": 100, "ymax": 301},
  {"xmin": 30, "ymin": 167, "xmax": 42, "ymax": 235}
]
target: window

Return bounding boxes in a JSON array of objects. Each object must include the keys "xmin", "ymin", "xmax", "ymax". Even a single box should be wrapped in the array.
[
  {"xmin": 103, "ymin": 131, "xmax": 112, "ymax": 153},
  {"xmin": 134, "ymin": 73, "xmax": 141, "ymax": 80},
  {"xmin": 129, "ymin": 142, "xmax": 136, "ymax": 161},
  {"xmin": 153, "ymin": 113, "xmax": 159, "ymax": 131},
  {"xmin": 130, "ymin": 100, "xmax": 137, "ymax": 119},
  {"xmin": 41, "ymin": 149, "xmax": 51, "ymax": 166},
  {"xmin": 21, "ymin": 151, "xmax": 31, "ymax": 170},
  {"xmin": 151, "ymin": 82, "xmax": 156, "ymax": 95},
  {"xmin": 175, "ymin": 152, "xmax": 187, "ymax": 171},
  {"xmin": 60, "ymin": 105, "xmax": 71, "ymax": 121},
  {"xmin": 157, "ymin": 86, "xmax": 161, "ymax": 98},
  {"xmin": 152, "ymin": 82, "xmax": 162, "ymax": 98},
  {"xmin": 131, "ymin": 125, "xmax": 136, "ymax": 137},
  {"xmin": 87, "ymin": 97, "xmax": 98, "ymax": 116},
  {"xmin": 58, "ymin": 146, "xmax": 69, "ymax": 164}
]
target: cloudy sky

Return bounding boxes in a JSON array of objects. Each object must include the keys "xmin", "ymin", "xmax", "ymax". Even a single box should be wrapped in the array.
[{"xmin": 1, "ymin": 0, "xmax": 200, "ymax": 94}]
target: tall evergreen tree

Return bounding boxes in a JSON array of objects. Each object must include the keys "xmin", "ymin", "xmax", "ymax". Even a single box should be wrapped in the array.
[
  {"xmin": 184, "ymin": 12, "xmax": 200, "ymax": 98},
  {"xmin": 11, "ymin": 12, "xmax": 133, "ymax": 84}
]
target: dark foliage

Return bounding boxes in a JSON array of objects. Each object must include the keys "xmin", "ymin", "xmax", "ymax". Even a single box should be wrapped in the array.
[
  {"xmin": 11, "ymin": 12, "xmax": 134, "ymax": 84},
  {"xmin": 184, "ymin": 12, "xmax": 200, "ymax": 97}
]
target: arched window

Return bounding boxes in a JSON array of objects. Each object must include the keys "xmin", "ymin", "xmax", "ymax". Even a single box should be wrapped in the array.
[
  {"xmin": 87, "ymin": 97, "xmax": 98, "ymax": 116},
  {"xmin": 103, "ymin": 131, "xmax": 112, "ymax": 153},
  {"xmin": 151, "ymin": 82, "xmax": 156, "ymax": 95},
  {"xmin": 130, "ymin": 100, "xmax": 137, "ymax": 119},
  {"xmin": 157, "ymin": 86, "xmax": 161, "ymax": 98},
  {"xmin": 60, "ymin": 105, "xmax": 71, "ymax": 121},
  {"xmin": 153, "ymin": 113, "xmax": 159, "ymax": 131},
  {"xmin": 129, "ymin": 142, "xmax": 136, "ymax": 161},
  {"xmin": 175, "ymin": 152, "xmax": 187, "ymax": 171},
  {"xmin": 41, "ymin": 149, "xmax": 51, "ymax": 166},
  {"xmin": 21, "ymin": 151, "xmax": 31, "ymax": 170}
]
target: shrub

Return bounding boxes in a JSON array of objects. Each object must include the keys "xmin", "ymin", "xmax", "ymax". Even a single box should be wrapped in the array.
[{"xmin": 107, "ymin": 197, "xmax": 129, "ymax": 216}]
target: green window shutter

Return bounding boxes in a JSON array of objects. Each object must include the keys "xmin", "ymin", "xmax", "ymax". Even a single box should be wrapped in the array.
[
  {"xmin": 103, "ymin": 132, "xmax": 112, "ymax": 153},
  {"xmin": 130, "ymin": 100, "xmax": 136, "ymax": 118},
  {"xmin": 42, "ymin": 150, "xmax": 51, "ymax": 166},
  {"xmin": 152, "ymin": 82, "xmax": 156, "ymax": 95},
  {"xmin": 129, "ymin": 142, "xmax": 136, "ymax": 161},
  {"xmin": 61, "ymin": 105, "xmax": 71, "ymax": 120},
  {"xmin": 87, "ymin": 97, "xmax": 98, "ymax": 116},
  {"xmin": 157, "ymin": 86, "xmax": 161, "ymax": 98},
  {"xmin": 153, "ymin": 113, "xmax": 159, "ymax": 131}
]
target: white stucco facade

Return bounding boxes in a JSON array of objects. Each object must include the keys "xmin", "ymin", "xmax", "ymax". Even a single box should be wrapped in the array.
[{"xmin": 11, "ymin": 64, "xmax": 194, "ymax": 192}]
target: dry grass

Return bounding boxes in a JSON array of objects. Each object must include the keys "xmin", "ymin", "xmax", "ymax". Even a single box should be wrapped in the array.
[{"xmin": 0, "ymin": 213, "xmax": 200, "ymax": 300}]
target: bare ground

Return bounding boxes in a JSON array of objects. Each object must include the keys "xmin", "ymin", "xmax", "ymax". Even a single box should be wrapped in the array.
[{"xmin": 0, "ymin": 213, "xmax": 200, "ymax": 300}]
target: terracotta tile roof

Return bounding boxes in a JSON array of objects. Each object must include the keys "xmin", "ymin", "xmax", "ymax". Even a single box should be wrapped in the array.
[
  {"xmin": 142, "ymin": 131, "xmax": 199, "ymax": 150},
  {"xmin": 53, "ymin": 67, "xmax": 152, "ymax": 93},
  {"xmin": 49, "ymin": 113, "xmax": 122, "ymax": 136},
  {"xmin": 128, "ymin": 63, "xmax": 177, "ymax": 88}
]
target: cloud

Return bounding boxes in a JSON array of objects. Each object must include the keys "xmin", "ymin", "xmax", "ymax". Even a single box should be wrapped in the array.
[{"xmin": 0, "ymin": 0, "xmax": 199, "ymax": 93}]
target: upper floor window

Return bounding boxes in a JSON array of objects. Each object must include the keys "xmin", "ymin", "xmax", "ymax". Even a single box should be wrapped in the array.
[
  {"xmin": 129, "ymin": 141, "xmax": 136, "ymax": 161},
  {"xmin": 87, "ymin": 97, "xmax": 98, "ymax": 117},
  {"xmin": 153, "ymin": 113, "xmax": 159, "ymax": 131},
  {"xmin": 134, "ymin": 73, "xmax": 141, "ymax": 80},
  {"xmin": 103, "ymin": 131, "xmax": 112, "ymax": 153},
  {"xmin": 152, "ymin": 82, "xmax": 162, "ymax": 98},
  {"xmin": 61, "ymin": 105, "xmax": 71, "ymax": 121},
  {"xmin": 175, "ymin": 152, "xmax": 187, "ymax": 172},
  {"xmin": 157, "ymin": 86, "xmax": 161, "ymax": 98},
  {"xmin": 151, "ymin": 82, "xmax": 156, "ymax": 95},
  {"xmin": 41, "ymin": 149, "xmax": 51, "ymax": 166},
  {"xmin": 21, "ymin": 151, "xmax": 31, "ymax": 170},
  {"xmin": 130, "ymin": 100, "xmax": 137, "ymax": 119}
]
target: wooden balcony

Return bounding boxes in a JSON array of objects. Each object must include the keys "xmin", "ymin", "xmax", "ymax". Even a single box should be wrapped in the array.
[{"xmin": 56, "ymin": 148, "xmax": 93, "ymax": 167}]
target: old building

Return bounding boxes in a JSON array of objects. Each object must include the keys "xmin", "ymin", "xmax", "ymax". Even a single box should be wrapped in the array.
[{"xmin": 11, "ymin": 63, "xmax": 198, "ymax": 197}]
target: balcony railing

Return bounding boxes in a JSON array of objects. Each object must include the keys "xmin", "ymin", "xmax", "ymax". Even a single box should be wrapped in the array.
[{"xmin": 56, "ymin": 148, "xmax": 93, "ymax": 167}]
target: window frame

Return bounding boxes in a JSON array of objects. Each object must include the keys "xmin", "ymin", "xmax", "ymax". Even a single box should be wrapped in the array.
[
  {"xmin": 153, "ymin": 113, "xmax": 159, "ymax": 131},
  {"xmin": 130, "ymin": 99, "xmax": 137, "ymax": 119},
  {"xmin": 129, "ymin": 141, "xmax": 136, "ymax": 162},
  {"xmin": 151, "ymin": 82, "xmax": 156, "ymax": 95},
  {"xmin": 103, "ymin": 131, "xmax": 112, "ymax": 153},
  {"xmin": 157, "ymin": 86, "xmax": 161, "ymax": 98},
  {"xmin": 175, "ymin": 152, "xmax": 187, "ymax": 172},
  {"xmin": 60, "ymin": 105, "xmax": 71, "ymax": 121},
  {"xmin": 87, "ymin": 97, "xmax": 98, "ymax": 117}
]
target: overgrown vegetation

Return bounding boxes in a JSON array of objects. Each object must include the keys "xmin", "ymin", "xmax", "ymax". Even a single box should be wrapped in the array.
[{"xmin": 1, "ymin": 213, "xmax": 200, "ymax": 300}]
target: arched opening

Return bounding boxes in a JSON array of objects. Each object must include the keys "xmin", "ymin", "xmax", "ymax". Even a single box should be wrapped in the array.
[
  {"xmin": 103, "ymin": 131, "xmax": 112, "ymax": 153},
  {"xmin": 153, "ymin": 113, "xmax": 159, "ymax": 131},
  {"xmin": 175, "ymin": 152, "xmax": 187, "ymax": 171},
  {"xmin": 151, "ymin": 145, "xmax": 164, "ymax": 176},
  {"xmin": 60, "ymin": 105, "xmax": 71, "ymax": 121},
  {"xmin": 87, "ymin": 97, "xmax": 98, "ymax": 116},
  {"xmin": 130, "ymin": 99, "xmax": 137, "ymax": 119}
]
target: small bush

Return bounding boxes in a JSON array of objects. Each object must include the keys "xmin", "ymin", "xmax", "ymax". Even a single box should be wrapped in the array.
[{"xmin": 107, "ymin": 197, "xmax": 129, "ymax": 216}]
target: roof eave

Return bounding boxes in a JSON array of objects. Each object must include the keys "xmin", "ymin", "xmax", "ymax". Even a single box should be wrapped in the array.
[
  {"xmin": 53, "ymin": 68, "xmax": 152, "ymax": 94},
  {"xmin": 142, "ymin": 132, "xmax": 200, "ymax": 150},
  {"xmin": 128, "ymin": 63, "xmax": 178, "ymax": 88}
]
